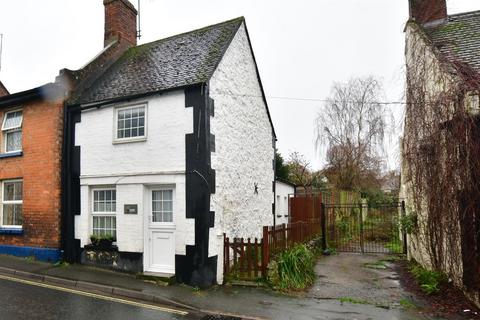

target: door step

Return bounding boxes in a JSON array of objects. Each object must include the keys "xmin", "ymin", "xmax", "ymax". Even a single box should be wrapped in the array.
[{"xmin": 137, "ymin": 272, "xmax": 176, "ymax": 286}]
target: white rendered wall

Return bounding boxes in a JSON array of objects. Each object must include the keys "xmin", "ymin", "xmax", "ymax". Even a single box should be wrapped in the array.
[
  {"xmin": 209, "ymin": 22, "xmax": 275, "ymax": 283},
  {"xmin": 275, "ymin": 181, "xmax": 294, "ymax": 225},
  {"xmin": 74, "ymin": 91, "xmax": 195, "ymax": 255},
  {"xmin": 76, "ymin": 91, "xmax": 191, "ymax": 177}
]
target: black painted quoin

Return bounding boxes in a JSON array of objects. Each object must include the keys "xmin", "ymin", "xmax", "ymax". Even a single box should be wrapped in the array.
[
  {"xmin": 62, "ymin": 83, "xmax": 219, "ymax": 286},
  {"xmin": 61, "ymin": 105, "xmax": 82, "ymax": 263},
  {"xmin": 176, "ymin": 84, "xmax": 218, "ymax": 288}
]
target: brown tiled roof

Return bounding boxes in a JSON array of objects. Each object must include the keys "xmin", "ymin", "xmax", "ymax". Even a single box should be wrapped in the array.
[{"xmin": 72, "ymin": 17, "xmax": 244, "ymax": 105}]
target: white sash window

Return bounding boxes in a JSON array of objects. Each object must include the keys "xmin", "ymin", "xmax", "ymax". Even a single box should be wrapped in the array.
[{"xmin": 2, "ymin": 110, "xmax": 23, "ymax": 153}]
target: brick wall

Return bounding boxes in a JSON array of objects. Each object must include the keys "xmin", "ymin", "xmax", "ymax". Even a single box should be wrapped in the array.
[
  {"xmin": 0, "ymin": 99, "xmax": 64, "ymax": 249},
  {"xmin": 0, "ymin": 81, "xmax": 8, "ymax": 97},
  {"xmin": 104, "ymin": 0, "xmax": 137, "ymax": 47},
  {"xmin": 409, "ymin": 0, "xmax": 447, "ymax": 25}
]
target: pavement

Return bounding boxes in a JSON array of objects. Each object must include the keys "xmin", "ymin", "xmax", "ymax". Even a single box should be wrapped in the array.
[{"xmin": 0, "ymin": 253, "xmax": 440, "ymax": 320}]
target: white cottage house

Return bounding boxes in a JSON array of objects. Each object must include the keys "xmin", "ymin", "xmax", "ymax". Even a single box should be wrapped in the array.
[
  {"xmin": 274, "ymin": 180, "xmax": 295, "ymax": 225},
  {"xmin": 63, "ymin": 0, "xmax": 276, "ymax": 287}
]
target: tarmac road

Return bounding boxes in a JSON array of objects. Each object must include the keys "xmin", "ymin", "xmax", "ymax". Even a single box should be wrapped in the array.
[{"xmin": 0, "ymin": 276, "xmax": 209, "ymax": 320}]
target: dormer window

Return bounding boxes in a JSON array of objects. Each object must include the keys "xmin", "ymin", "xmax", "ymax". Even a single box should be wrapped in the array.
[
  {"xmin": 114, "ymin": 104, "xmax": 147, "ymax": 143},
  {"xmin": 1, "ymin": 110, "xmax": 23, "ymax": 153}
]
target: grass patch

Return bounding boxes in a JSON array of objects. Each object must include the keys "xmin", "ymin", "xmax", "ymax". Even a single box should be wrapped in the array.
[
  {"xmin": 385, "ymin": 241, "xmax": 403, "ymax": 254},
  {"xmin": 339, "ymin": 297, "xmax": 370, "ymax": 305},
  {"xmin": 399, "ymin": 298, "xmax": 417, "ymax": 309},
  {"xmin": 53, "ymin": 261, "xmax": 70, "ymax": 268},
  {"xmin": 381, "ymin": 255, "xmax": 404, "ymax": 263},
  {"xmin": 268, "ymin": 244, "xmax": 316, "ymax": 290},
  {"xmin": 409, "ymin": 263, "xmax": 446, "ymax": 295},
  {"xmin": 364, "ymin": 260, "xmax": 388, "ymax": 270},
  {"xmin": 24, "ymin": 256, "xmax": 35, "ymax": 262}
]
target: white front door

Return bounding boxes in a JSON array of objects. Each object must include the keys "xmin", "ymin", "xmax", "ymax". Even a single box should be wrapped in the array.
[{"xmin": 145, "ymin": 188, "xmax": 175, "ymax": 274}]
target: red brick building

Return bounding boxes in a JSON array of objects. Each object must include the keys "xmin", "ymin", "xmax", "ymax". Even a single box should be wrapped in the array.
[
  {"xmin": 0, "ymin": 84, "xmax": 66, "ymax": 261},
  {"xmin": 0, "ymin": 81, "xmax": 8, "ymax": 97},
  {"xmin": 0, "ymin": 0, "xmax": 137, "ymax": 262}
]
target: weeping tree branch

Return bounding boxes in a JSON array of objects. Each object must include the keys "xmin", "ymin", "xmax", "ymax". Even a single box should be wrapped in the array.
[{"xmin": 315, "ymin": 76, "xmax": 390, "ymax": 191}]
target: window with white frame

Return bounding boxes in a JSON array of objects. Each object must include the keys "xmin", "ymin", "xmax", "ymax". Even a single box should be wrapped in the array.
[
  {"xmin": 152, "ymin": 190, "xmax": 173, "ymax": 223},
  {"xmin": 115, "ymin": 105, "xmax": 146, "ymax": 141},
  {"xmin": 92, "ymin": 189, "xmax": 116, "ymax": 239},
  {"xmin": 1, "ymin": 180, "xmax": 23, "ymax": 227},
  {"xmin": 1, "ymin": 110, "xmax": 23, "ymax": 153}
]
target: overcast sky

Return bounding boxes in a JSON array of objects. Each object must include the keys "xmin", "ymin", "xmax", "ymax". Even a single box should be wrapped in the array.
[{"xmin": 0, "ymin": 0, "xmax": 478, "ymax": 170}]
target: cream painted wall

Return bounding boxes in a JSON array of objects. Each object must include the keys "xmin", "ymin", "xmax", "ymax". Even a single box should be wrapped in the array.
[{"xmin": 402, "ymin": 22, "xmax": 464, "ymax": 287}]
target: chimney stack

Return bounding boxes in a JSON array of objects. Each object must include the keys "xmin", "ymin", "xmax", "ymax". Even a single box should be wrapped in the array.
[
  {"xmin": 409, "ymin": 0, "xmax": 447, "ymax": 25},
  {"xmin": 104, "ymin": 0, "xmax": 138, "ymax": 47}
]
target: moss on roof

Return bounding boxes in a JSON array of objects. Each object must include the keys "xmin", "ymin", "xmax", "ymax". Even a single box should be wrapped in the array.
[
  {"xmin": 437, "ymin": 22, "xmax": 466, "ymax": 34},
  {"xmin": 425, "ymin": 10, "xmax": 480, "ymax": 73},
  {"xmin": 73, "ymin": 17, "xmax": 244, "ymax": 105}
]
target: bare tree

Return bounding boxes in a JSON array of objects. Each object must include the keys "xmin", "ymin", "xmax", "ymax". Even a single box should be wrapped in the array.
[
  {"xmin": 315, "ymin": 76, "xmax": 389, "ymax": 191},
  {"xmin": 286, "ymin": 152, "xmax": 321, "ymax": 192}
]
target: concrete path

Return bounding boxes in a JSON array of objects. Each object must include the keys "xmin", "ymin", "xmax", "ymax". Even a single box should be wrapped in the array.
[{"xmin": 308, "ymin": 253, "xmax": 404, "ymax": 307}]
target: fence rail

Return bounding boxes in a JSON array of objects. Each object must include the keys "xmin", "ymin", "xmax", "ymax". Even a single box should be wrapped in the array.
[
  {"xmin": 223, "ymin": 236, "xmax": 263, "ymax": 280},
  {"xmin": 223, "ymin": 218, "xmax": 323, "ymax": 281}
]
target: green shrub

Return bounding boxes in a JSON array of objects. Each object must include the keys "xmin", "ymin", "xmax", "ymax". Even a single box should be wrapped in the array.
[
  {"xmin": 90, "ymin": 234, "xmax": 114, "ymax": 246},
  {"xmin": 400, "ymin": 214, "xmax": 417, "ymax": 234},
  {"xmin": 270, "ymin": 245, "xmax": 316, "ymax": 290},
  {"xmin": 410, "ymin": 263, "xmax": 445, "ymax": 295}
]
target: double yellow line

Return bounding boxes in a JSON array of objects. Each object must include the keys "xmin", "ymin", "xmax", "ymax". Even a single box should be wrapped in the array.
[{"xmin": 0, "ymin": 274, "xmax": 188, "ymax": 316}]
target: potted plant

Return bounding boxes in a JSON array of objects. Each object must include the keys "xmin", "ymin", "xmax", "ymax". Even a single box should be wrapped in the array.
[
  {"xmin": 90, "ymin": 234, "xmax": 100, "ymax": 246},
  {"xmin": 90, "ymin": 234, "xmax": 114, "ymax": 249},
  {"xmin": 98, "ymin": 235, "xmax": 114, "ymax": 249}
]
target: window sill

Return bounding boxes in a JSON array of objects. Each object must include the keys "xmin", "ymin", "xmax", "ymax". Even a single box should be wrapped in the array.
[
  {"xmin": 0, "ymin": 151, "xmax": 22, "ymax": 159},
  {"xmin": 112, "ymin": 137, "xmax": 147, "ymax": 145},
  {"xmin": 0, "ymin": 228, "xmax": 23, "ymax": 235}
]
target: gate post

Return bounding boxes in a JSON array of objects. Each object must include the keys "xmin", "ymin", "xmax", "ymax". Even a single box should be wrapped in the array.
[
  {"xmin": 262, "ymin": 226, "xmax": 269, "ymax": 278},
  {"xmin": 401, "ymin": 200, "xmax": 408, "ymax": 255},
  {"xmin": 321, "ymin": 203, "xmax": 327, "ymax": 252},
  {"xmin": 359, "ymin": 203, "xmax": 364, "ymax": 254}
]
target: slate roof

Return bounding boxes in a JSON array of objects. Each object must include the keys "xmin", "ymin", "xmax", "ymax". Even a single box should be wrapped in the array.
[
  {"xmin": 72, "ymin": 17, "xmax": 244, "ymax": 105},
  {"xmin": 424, "ymin": 10, "xmax": 480, "ymax": 73}
]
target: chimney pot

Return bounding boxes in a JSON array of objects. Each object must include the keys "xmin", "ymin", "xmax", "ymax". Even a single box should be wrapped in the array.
[
  {"xmin": 409, "ymin": 0, "xmax": 447, "ymax": 25},
  {"xmin": 104, "ymin": 0, "xmax": 138, "ymax": 47}
]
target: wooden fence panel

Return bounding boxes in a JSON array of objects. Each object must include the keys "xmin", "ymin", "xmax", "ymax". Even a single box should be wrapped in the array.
[{"xmin": 223, "ymin": 217, "xmax": 323, "ymax": 282}]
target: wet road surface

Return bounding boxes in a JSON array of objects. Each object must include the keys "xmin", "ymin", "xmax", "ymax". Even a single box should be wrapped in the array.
[{"xmin": 0, "ymin": 277, "xmax": 206, "ymax": 320}]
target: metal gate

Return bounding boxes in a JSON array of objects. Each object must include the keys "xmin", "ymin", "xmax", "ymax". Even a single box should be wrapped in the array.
[{"xmin": 324, "ymin": 201, "xmax": 406, "ymax": 254}]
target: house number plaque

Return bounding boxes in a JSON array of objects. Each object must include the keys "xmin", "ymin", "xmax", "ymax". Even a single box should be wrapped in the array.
[{"xmin": 124, "ymin": 204, "xmax": 138, "ymax": 215}]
